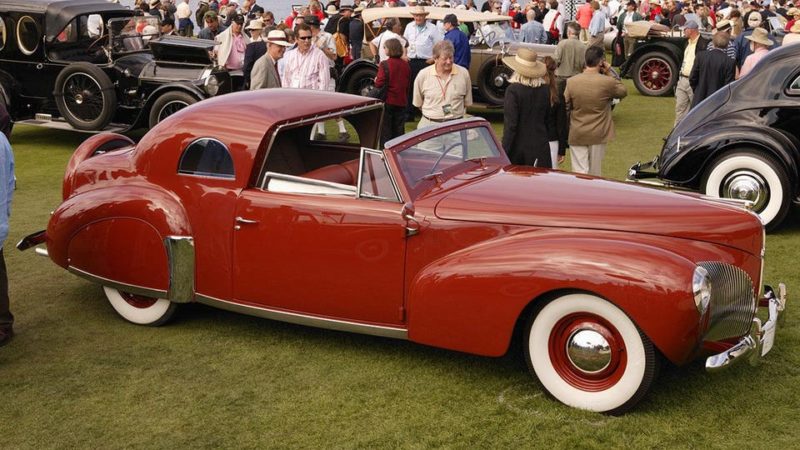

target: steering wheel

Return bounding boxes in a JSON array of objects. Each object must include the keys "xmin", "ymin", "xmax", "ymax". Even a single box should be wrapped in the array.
[
  {"xmin": 430, "ymin": 142, "xmax": 464, "ymax": 174},
  {"xmin": 87, "ymin": 33, "xmax": 107, "ymax": 54}
]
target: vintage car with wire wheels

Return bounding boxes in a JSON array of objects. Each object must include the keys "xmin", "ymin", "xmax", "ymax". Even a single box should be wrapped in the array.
[
  {"xmin": 0, "ymin": 0, "xmax": 231, "ymax": 134},
  {"xmin": 628, "ymin": 44, "xmax": 800, "ymax": 231},
  {"xmin": 339, "ymin": 6, "xmax": 555, "ymax": 106},
  {"xmin": 17, "ymin": 89, "xmax": 787, "ymax": 414}
]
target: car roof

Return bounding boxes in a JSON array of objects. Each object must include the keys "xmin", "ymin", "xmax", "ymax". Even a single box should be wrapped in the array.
[
  {"xmin": 0, "ymin": 0, "xmax": 131, "ymax": 42},
  {"xmin": 361, "ymin": 6, "xmax": 511, "ymax": 23}
]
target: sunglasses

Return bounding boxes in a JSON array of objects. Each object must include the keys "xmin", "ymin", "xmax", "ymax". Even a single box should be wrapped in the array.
[{"xmin": 298, "ymin": 35, "xmax": 313, "ymax": 40}]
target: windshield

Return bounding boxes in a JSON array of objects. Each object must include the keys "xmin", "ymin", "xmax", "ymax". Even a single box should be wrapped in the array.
[
  {"xmin": 395, "ymin": 126, "xmax": 502, "ymax": 191},
  {"xmin": 109, "ymin": 16, "xmax": 160, "ymax": 53}
]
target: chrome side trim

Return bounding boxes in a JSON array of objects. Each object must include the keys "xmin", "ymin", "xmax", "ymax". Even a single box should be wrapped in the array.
[
  {"xmin": 67, "ymin": 266, "xmax": 168, "ymax": 299},
  {"xmin": 165, "ymin": 236, "xmax": 195, "ymax": 303},
  {"xmin": 34, "ymin": 247, "xmax": 49, "ymax": 257},
  {"xmin": 196, "ymin": 294, "xmax": 409, "ymax": 340}
]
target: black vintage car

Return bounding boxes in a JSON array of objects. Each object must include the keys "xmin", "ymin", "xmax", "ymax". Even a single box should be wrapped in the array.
[
  {"xmin": 628, "ymin": 44, "xmax": 800, "ymax": 230},
  {"xmin": 0, "ymin": 0, "xmax": 232, "ymax": 134}
]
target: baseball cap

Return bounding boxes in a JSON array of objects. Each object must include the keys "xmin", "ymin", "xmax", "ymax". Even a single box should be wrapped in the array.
[
  {"xmin": 682, "ymin": 20, "xmax": 699, "ymax": 30},
  {"xmin": 231, "ymin": 13, "xmax": 245, "ymax": 25}
]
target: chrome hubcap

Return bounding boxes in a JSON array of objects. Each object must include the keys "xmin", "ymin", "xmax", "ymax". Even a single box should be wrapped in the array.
[
  {"xmin": 75, "ymin": 93, "xmax": 84, "ymax": 104},
  {"xmin": 723, "ymin": 170, "xmax": 768, "ymax": 211},
  {"xmin": 493, "ymin": 74, "xmax": 507, "ymax": 88},
  {"xmin": 565, "ymin": 329, "xmax": 612, "ymax": 374}
]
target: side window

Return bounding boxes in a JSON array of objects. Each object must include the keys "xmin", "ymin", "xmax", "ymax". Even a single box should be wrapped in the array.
[
  {"xmin": 790, "ymin": 74, "xmax": 800, "ymax": 96},
  {"xmin": 178, "ymin": 138, "xmax": 235, "ymax": 179},
  {"xmin": 17, "ymin": 16, "xmax": 40, "ymax": 56},
  {"xmin": 0, "ymin": 17, "xmax": 6, "ymax": 52}
]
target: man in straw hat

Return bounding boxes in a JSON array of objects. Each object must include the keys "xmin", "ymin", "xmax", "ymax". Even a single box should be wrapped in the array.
[
  {"xmin": 500, "ymin": 48, "xmax": 554, "ymax": 167},
  {"xmin": 404, "ymin": 5, "xmax": 443, "ymax": 121},
  {"xmin": 738, "ymin": 27, "xmax": 773, "ymax": 77},
  {"xmin": 250, "ymin": 30, "xmax": 293, "ymax": 89},
  {"xmin": 564, "ymin": 46, "xmax": 627, "ymax": 176}
]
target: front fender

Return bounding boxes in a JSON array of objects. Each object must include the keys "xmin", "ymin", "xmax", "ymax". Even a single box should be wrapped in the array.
[
  {"xmin": 132, "ymin": 82, "xmax": 206, "ymax": 128},
  {"xmin": 47, "ymin": 186, "xmax": 193, "ymax": 294},
  {"xmin": 337, "ymin": 58, "xmax": 378, "ymax": 93},
  {"xmin": 661, "ymin": 125, "xmax": 800, "ymax": 191},
  {"xmin": 621, "ymin": 41, "xmax": 682, "ymax": 78},
  {"xmin": 407, "ymin": 232, "xmax": 701, "ymax": 364}
]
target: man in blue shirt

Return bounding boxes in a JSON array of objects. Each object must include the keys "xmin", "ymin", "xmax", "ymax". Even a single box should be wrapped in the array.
[
  {"xmin": 0, "ymin": 103, "xmax": 14, "ymax": 347},
  {"xmin": 443, "ymin": 14, "xmax": 470, "ymax": 69},
  {"xmin": 521, "ymin": 10, "xmax": 548, "ymax": 43}
]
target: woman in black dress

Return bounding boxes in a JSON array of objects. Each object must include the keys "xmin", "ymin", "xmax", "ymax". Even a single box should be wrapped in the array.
[{"xmin": 501, "ymin": 48, "xmax": 554, "ymax": 167}]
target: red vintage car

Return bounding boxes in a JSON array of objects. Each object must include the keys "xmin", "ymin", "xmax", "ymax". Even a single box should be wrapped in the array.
[{"xmin": 18, "ymin": 89, "xmax": 786, "ymax": 414}]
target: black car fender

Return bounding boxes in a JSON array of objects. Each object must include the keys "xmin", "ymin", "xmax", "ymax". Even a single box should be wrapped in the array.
[
  {"xmin": 621, "ymin": 41, "xmax": 683, "ymax": 78},
  {"xmin": 0, "ymin": 70, "xmax": 19, "ymax": 113},
  {"xmin": 661, "ymin": 125, "xmax": 800, "ymax": 192},
  {"xmin": 133, "ymin": 82, "xmax": 206, "ymax": 128},
  {"xmin": 337, "ymin": 58, "xmax": 378, "ymax": 93}
]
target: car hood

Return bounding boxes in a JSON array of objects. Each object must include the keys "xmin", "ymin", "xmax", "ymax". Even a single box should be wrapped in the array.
[
  {"xmin": 148, "ymin": 35, "xmax": 215, "ymax": 65},
  {"xmin": 434, "ymin": 167, "xmax": 761, "ymax": 253}
]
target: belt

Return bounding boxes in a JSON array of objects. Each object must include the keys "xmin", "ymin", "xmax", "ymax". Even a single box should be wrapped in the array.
[
  {"xmin": 423, "ymin": 115, "xmax": 463, "ymax": 123},
  {"xmin": 680, "ymin": 74, "xmax": 689, "ymax": 78}
]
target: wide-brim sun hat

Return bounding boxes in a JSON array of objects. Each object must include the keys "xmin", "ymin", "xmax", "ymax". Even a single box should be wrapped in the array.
[
  {"xmin": 266, "ymin": 30, "xmax": 293, "ymax": 47},
  {"xmin": 411, "ymin": 5, "xmax": 430, "ymax": 16},
  {"xmin": 745, "ymin": 27, "xmax": 774, "ymax": 46},
  {"xmin": 325, "ymin": 4, "xmax": 339, "ymax": 14},
  {"xmin": 502, "ymin": 48, "xmax": 546, "ymax": 79},
  {"xmin": 246, "ymin": 19, "xmax": 264, "ymax": 30}
]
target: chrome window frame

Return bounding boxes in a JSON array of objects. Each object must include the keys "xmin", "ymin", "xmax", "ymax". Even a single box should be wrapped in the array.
[
  {"xmin": 16, "ymin": 15, "xmax": 40, "ymax": 56},
  {"xmin": 357, "ymin": 147, "xmax": 402, "ymax": 203},
  {"xmin": 177, "ymin": 137, "xmax": 236, "ymax": 179},
  {"xmin": 788, "ymin": 72, "xmax": 800, "ymax": 96}
]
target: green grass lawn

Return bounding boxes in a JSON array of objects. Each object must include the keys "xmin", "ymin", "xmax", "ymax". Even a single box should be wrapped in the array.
[{"xmin": 1, "ymin": 81, "xmax": 799, "ymax": 448}]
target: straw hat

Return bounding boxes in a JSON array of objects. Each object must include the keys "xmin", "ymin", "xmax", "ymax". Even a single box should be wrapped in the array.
[
  {"xmin": 325, "ymin": 4, "xmax": 339, "ymax": 14},
  {"xmin": 787, "ymin": 7, "xmax": 800, "ymax": 17},
  {"xmin": 246, "ymin": 19, "xmax": 264, "ymax": 30},
  {"xmin": 410, "ymin": 5, "xmax": 430, "ymax": 16},
  {"xmin": 266, "ymin": 29, "xmax": 292, "ymax": 47},
  {"xmin": 745, "ymin": 27, "xmax": 774, "ymax": 46},
  {"xmin": 502, "ymin": 48, "xmax": 546, "ymax": 79}
]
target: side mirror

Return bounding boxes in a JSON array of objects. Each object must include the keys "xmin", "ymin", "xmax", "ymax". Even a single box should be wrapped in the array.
[{"xmin": 401, "ymin": 202, "xmax": 419, "ymax": 237}]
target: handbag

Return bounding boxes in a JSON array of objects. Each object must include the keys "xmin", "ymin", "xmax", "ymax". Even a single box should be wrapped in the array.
[
  {"xmin": 611, "ymin": 32, "xmax": 626, "ymax": 67},
  {"xmin": 366, "ymin": 61, "xmax": 390, "ymax": 101}
]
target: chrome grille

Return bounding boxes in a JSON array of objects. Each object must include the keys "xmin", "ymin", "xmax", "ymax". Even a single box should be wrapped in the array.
[{"xmin": 701, "ymin": 262, "xmax": 757, "ymax": 341}]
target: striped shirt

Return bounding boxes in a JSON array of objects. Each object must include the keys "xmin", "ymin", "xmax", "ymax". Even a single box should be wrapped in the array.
[
  {"xmin": 706, "ymin": 41, "xmax": 737, "ymax": 60},
  {"xmin": 280, "ymin": 46, "xmax": 331, "ymax": 91}
]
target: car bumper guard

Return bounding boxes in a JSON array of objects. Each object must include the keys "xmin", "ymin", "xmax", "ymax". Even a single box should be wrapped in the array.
[{"xmin": 706, "ymin": 283, "xmax": 787, "ymax": 372}]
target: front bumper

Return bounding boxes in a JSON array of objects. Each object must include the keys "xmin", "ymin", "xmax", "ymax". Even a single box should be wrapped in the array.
[
  {"xmin": 627, "ymin": 155, "xmax": 661, "ymax": 183},
  {"xmin": 706, "ymin": 283, "xmax": 787, "ymax": 372}
]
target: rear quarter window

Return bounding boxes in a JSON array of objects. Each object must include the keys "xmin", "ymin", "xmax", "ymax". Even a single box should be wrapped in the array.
[{"xmin": 178, "ymin": 138, "xmax": 235, "ymax": 179}]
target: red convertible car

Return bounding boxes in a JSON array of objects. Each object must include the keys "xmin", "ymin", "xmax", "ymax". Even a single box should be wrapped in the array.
[{"xmin": 19, "ymin": 90, "xmax": 786, "ymax": 414}]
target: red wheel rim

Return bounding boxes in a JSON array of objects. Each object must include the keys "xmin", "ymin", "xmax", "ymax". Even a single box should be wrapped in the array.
[
  {"xmin": 548, "ymin": 313, "xmax": 627, "ymax": 392},
  {"xmin": 638, "ymin": 58, "xmax": 672, "ymax": 92},
  {"xmin": 119, "ymin": 291, "xmax": 158, "ymax": 309}
]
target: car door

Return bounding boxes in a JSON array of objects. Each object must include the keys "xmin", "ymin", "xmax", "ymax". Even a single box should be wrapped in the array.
[{"xmin": 231, "ymin": 148, "xmax": 408, "ymax": 327}]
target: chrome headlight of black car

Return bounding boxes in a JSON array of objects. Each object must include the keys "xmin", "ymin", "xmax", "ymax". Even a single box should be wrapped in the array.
[
  {"xmin": 693, "ymin": 266, "xmax": 712, "ymax": 314},
  {"xmin": 205, "ymin": 74, "xmax": 220, "ymax": 96}
]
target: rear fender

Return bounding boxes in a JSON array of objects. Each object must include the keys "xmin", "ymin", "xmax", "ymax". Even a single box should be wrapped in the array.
[
  {"xmin": 407, "ymin": 233, "xmax": 701, "ymax": 364},
  {"xmin": 63, "ymin": 133, "xmax": 136, "ymax": 200},
  {"xmin": 47, "ymin": 186, "xmax": 193, "ymax": 299},
  {"xmin": 662, "ymin": 126, "xmax": 800, "ymax": 191},
  {"xmin": 131, "ymin": 82, "xmax": 205, "ymax": 129}
]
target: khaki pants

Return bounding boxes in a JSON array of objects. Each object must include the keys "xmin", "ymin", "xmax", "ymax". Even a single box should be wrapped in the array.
[
  {"xmin": 570, "ymin": 144, "xmax": 606, "ymax": 176},
  {"xmin": 674, "ymin": 76, "xmax": 693, "ymax": 126},
  {"xmin": 579, "ymin": 28, "xmax": 590, "ymax": 43}
]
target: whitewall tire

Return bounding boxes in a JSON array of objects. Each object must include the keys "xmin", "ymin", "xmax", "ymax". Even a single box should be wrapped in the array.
[
  {"xmin": 702, "ymin": 151, "xmax": 790, "ymax": 231},
  {"xmin": 525, "ymin": 293, "xmax": 657, "ymax": 415},
  {"xmin": 104, "ymin": 286, "xmax": 178, "ymax": 326}
]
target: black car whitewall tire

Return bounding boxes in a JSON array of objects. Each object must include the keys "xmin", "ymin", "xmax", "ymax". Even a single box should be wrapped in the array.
[
  {"xmin": 148, "ymin": 91, "xmax": 198, "ymax": 129},
  {"xmin": 54, "ymin": 63, "xmax": 116, "ymax": 131},
  {"xmin": 702, "ymin": 151, "xmax": 791, "ymax": 231},
  {"xmin": 524, "ymin": 293, "xmax": 657, "ymax": 415},
  {"xmin": 104, "ymin": 287, "xmax": 177, "ymax": 326}
]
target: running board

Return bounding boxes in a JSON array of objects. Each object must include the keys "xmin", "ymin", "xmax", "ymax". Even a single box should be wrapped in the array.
[{"xmin": 15, "ymin": 118, "xmax": 129, "ymax": 134}]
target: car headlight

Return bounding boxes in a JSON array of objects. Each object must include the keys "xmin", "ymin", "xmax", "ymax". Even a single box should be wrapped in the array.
[
  {"xmin": 693, "ymin": 266, "xmax": 712, "ymax": 314},
  {"xmin": 205, "ymin": 74, "xmax": 219, "ymax": 96}
]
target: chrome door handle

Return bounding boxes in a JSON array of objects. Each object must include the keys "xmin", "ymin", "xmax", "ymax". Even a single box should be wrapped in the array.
[{"xmin": 235, "ymin": 217, "xmax": 259, "ymax": 224}]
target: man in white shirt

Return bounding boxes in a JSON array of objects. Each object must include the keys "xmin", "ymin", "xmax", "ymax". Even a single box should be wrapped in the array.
[
  {"xmin": 543, "ymin": 1, "xmax": 565, "ymax": 43},
  {"xmin": 176, "ymin": 0, "xmax": 194, "ymax": 36},
  {"xmin": 403, "ymin": 5, "xmax": 443, "ymax": 120}
]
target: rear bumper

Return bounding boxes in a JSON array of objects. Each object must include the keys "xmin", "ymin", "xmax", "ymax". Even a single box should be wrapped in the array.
[
  {"xmin": 627, "ymin": 156, "xmax": 663, "ymax": 183},
  {"xmin": 16, "ymin": 230, "xmax": 46, "ymax": 252},
  {"xmin": 706, "ymin": 284, "xmax": 787, "ymax": 372}
]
